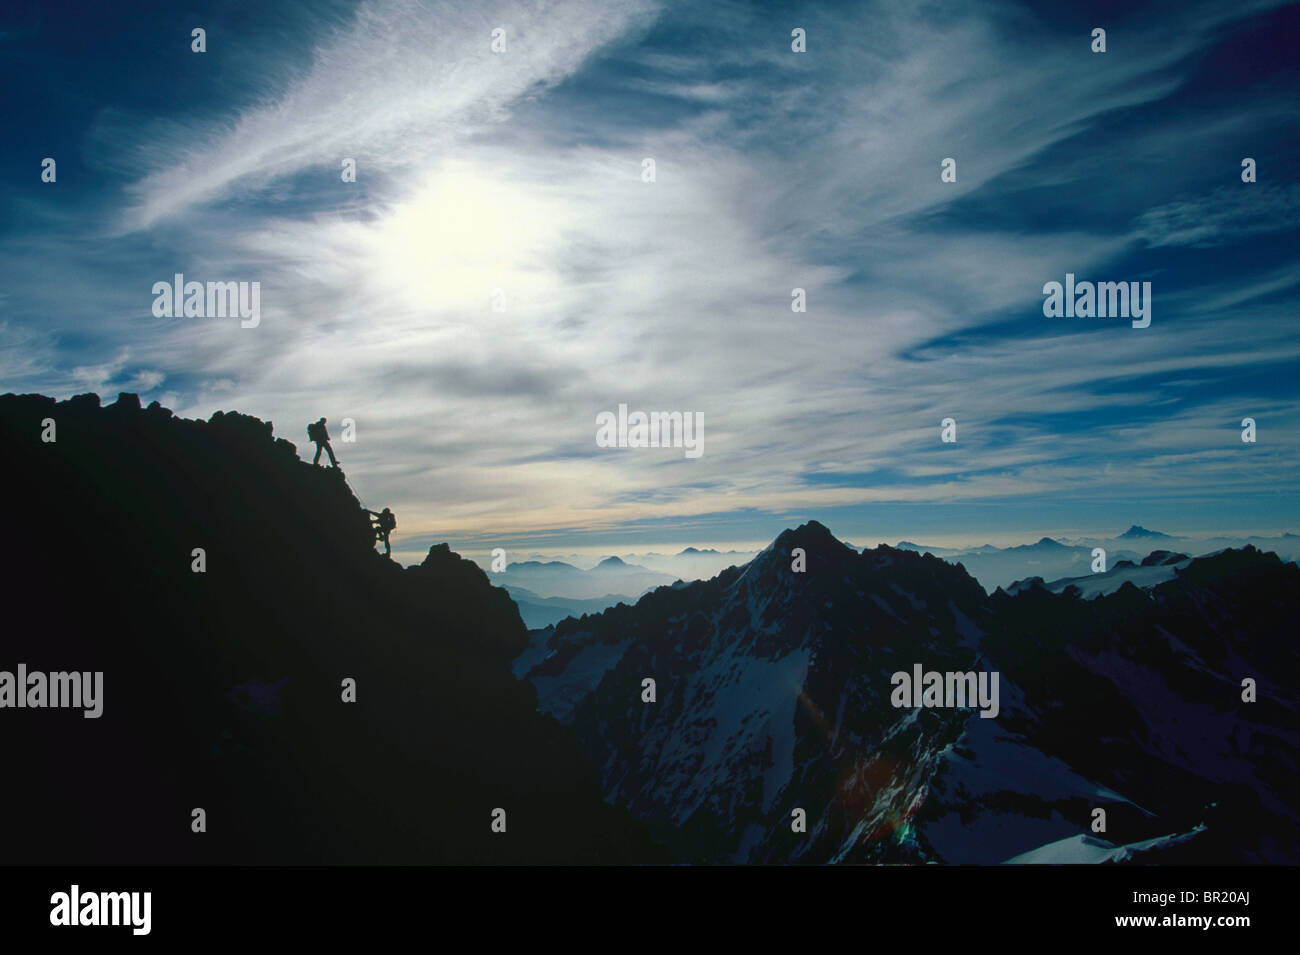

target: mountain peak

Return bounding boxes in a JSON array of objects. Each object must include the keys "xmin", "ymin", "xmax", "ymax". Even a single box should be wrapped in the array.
[
  {"xmin": 510, "ymin": 559, "xmax": 579, "ymax": 570},
  {"xmin": 774, "ymin": 519, "xmax": 844, "ymax": 550},
  {"xmin": 1119, "ymin": 525, "xmax": 1172, "ymax": 540},
  {"xmin": 729, "ymin": 521, "xmax": 853, "ymax": 589},
  {"xmin": 597, "ymin": 556, "xmax": 627, "ymax": 567}
]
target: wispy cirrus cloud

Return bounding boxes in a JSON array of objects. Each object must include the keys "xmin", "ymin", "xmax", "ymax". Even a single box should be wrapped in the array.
[
  {"xmin": 118, "ymin": 0, "xmax": 660, "ymax": 230},
  {"xmin": 1134, "ymin": 183, "xmax": 1300, "ymax": 248}
]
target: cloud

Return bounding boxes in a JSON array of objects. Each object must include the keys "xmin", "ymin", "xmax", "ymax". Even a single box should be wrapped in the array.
[
  {"xmin": 121, "ymin": 0, "xmax": 660, "ymax": 229},
  {"xmin": 4, "ymin": 0, "xmax": 1298, "ymax": 550},
  {"xmin": 114, "ymin": 2, "xmax": 1300, "ymax": 541},
  {"xmin": 1134, "ymin": 183, "xmax": 1300, "ymax": 247}
]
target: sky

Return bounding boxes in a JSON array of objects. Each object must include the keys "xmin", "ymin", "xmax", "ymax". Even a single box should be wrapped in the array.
[{"xmin": 1, "ymin": 0, "xmax": 1297, "ymax": 564}]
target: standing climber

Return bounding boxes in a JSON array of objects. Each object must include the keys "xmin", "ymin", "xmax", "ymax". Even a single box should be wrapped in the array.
[
  {"xmin": 308, "ymin": 417, "xmax": 338, "ymax": 468},
  {"xmin": 367, "ymin": 507, "xmax": 397, "ymax": 558}
]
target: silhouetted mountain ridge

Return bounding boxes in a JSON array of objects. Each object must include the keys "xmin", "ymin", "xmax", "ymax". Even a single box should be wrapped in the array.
[{"xmin": 0, "ymin": 391, "xmax": 666, "ymax": 864}]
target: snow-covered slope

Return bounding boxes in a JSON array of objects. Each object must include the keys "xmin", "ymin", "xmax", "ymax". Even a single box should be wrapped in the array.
[
  {"xmin": 1009, "ymin": 551, "xmax": 1193, "ymax": 599},
  {"xmin": 1004, "ymin": 826, "xmax": 1206, "ymax": 864},
  {"xmin": 514, "ymin": 524, "xmax": 1300, "ymax": 864}
]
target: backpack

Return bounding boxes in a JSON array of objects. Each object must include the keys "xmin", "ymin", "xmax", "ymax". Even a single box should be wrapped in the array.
[{"xmin": 307, "ymin": 421, "xmax": 322, "ymax": 442}]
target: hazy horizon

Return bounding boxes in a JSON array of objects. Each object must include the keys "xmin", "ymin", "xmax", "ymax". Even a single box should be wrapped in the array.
[{"xmin": 431, "ymin": 517, "xmax": 1299, "ymax": 576}]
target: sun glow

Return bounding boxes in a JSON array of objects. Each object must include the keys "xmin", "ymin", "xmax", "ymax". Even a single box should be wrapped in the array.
[{"xmin": 369, "ymin": 160, "xmax": 564, "ymax": 314}]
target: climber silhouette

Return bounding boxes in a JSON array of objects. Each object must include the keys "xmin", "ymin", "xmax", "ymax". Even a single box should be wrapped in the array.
[
  {"xmin": 308, "ymin": 417, "xmax": 338, "ymax": 468},
  {"xmin": 367, "ymin": 507, "xmax": 396, "ymax": 557}
]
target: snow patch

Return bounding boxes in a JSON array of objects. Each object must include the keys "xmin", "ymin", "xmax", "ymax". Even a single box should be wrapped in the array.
[
  {"xmin": 1004, "ymin": 825, "xmax": 1206, "ymax": 864},
  {"xmin": 529, "ymin": 639, "xmax": 632, "ymax": 725}
]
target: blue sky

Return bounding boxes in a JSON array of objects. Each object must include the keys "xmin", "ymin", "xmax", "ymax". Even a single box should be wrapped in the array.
[{"xmin": 1, "ymin": 0, "xmax": 1297, "ymax": 560}]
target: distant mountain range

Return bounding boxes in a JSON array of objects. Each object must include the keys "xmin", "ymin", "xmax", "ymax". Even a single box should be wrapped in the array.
[
  {"xmin": 623, "ymin": 548, "xmax": 760, "ymax": 580},
  {"xmin": 896, "ymin": 528, "xmax": 1299, "ymax": 590},
  {"xmin": 505, "ymin": 528, "xmax": 1299, "ymax": 602},
  {"xmin": 505, "ymin": 586, "xmax": 641, "ymax": 630},
  {"xmin": 492, "ymin": 556, "xmax": 677, "ymax": 603},
  {"xmin": 515, "ymin": 520, "xmax": 1299, "ymax": 864},
  {"xmin": 500, "ymin": 547, "xmax": 759, "ymax": 586}
]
